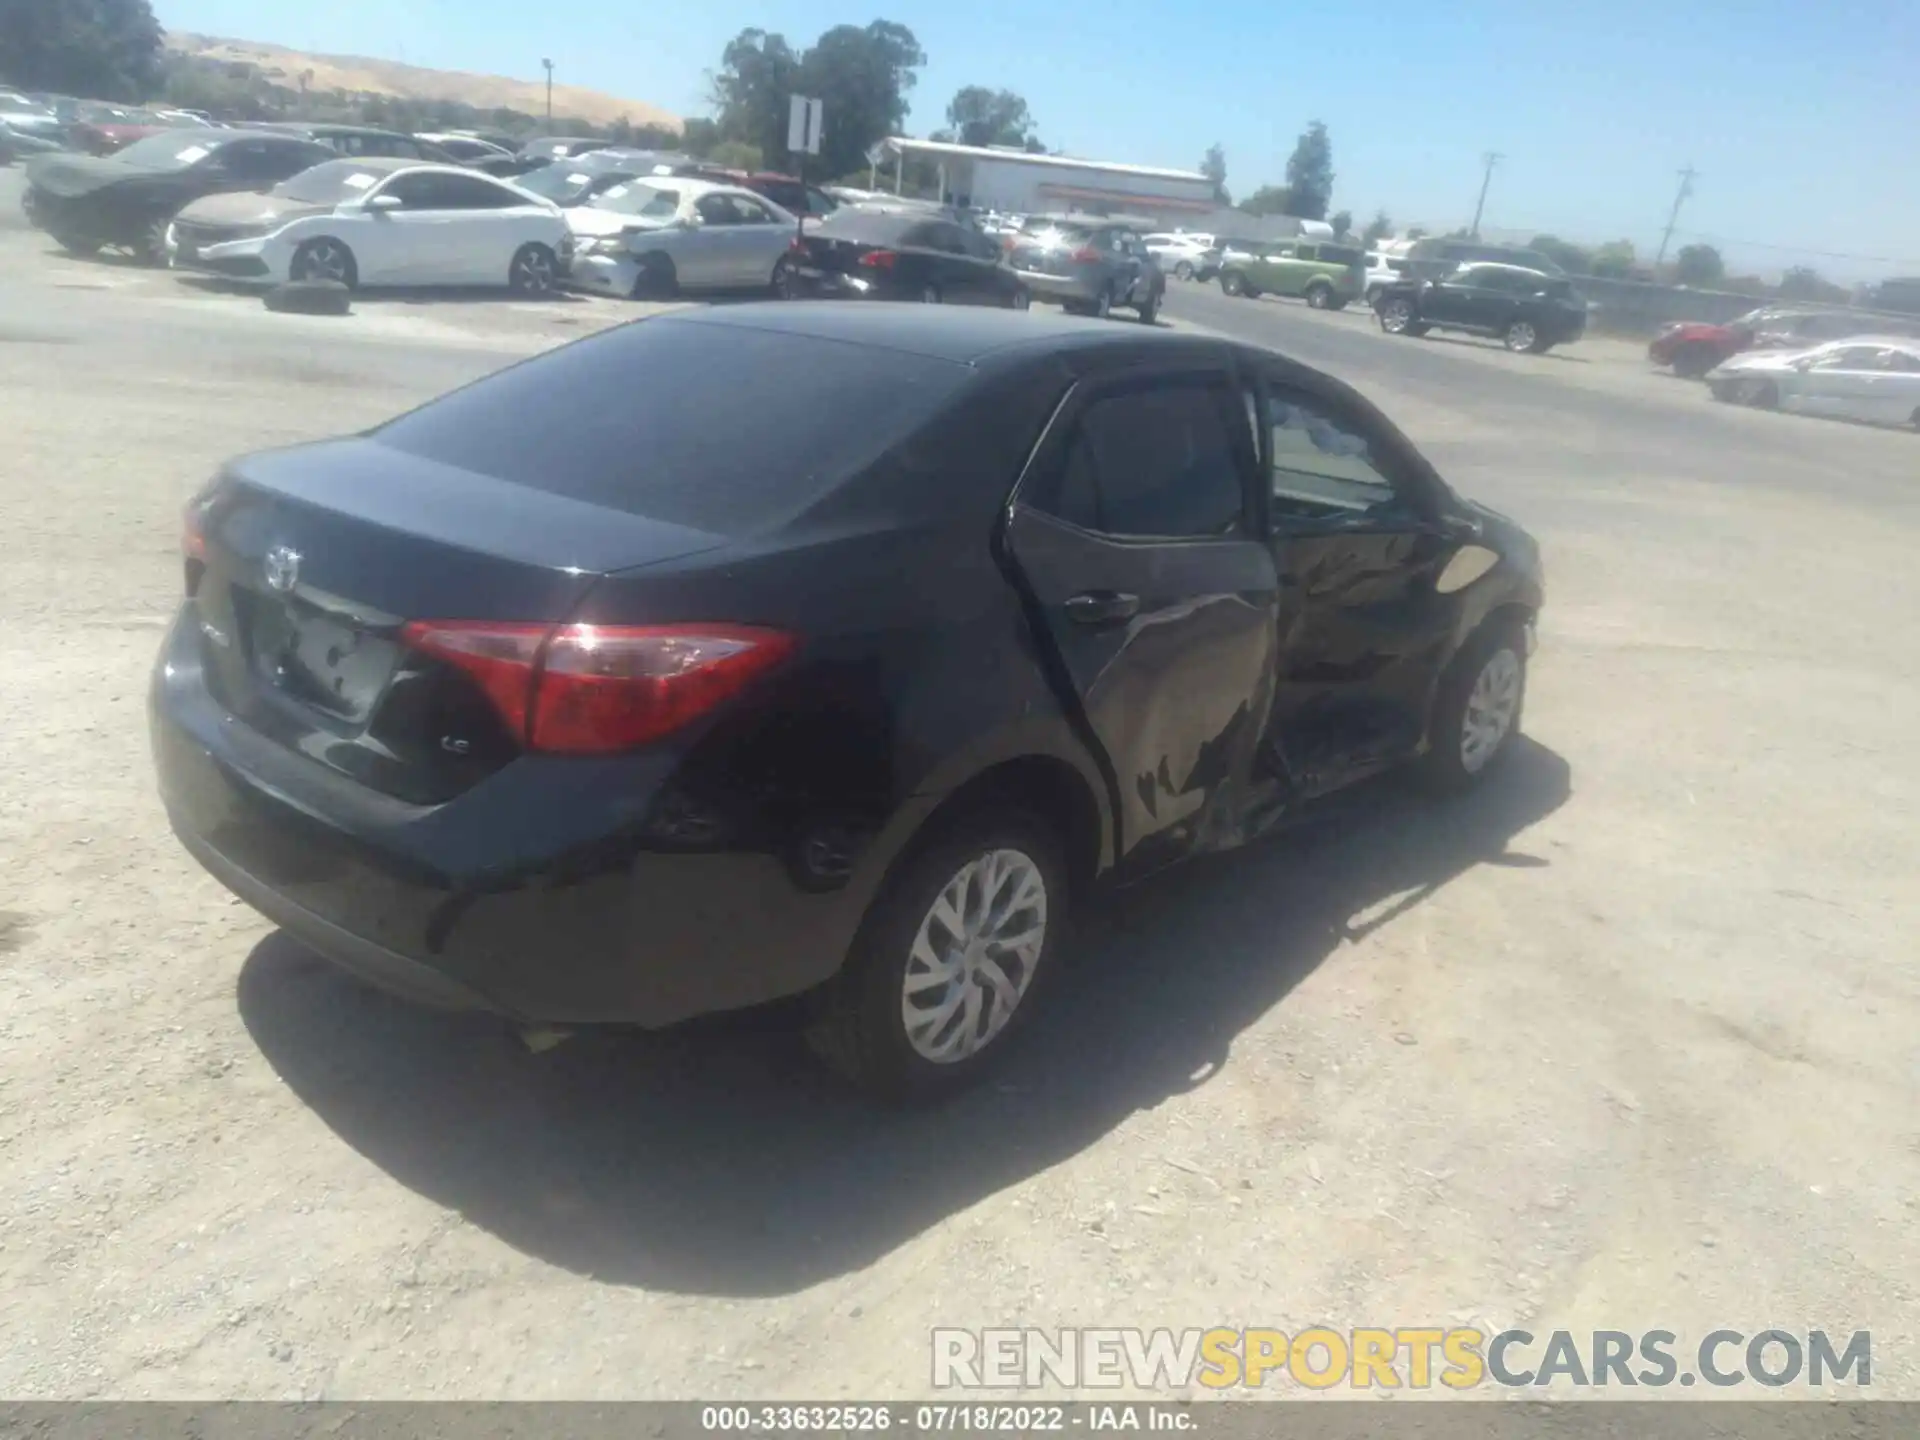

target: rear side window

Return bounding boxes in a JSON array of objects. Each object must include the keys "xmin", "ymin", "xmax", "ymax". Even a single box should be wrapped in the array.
[
  {"xmin": 375, "ymin": 320, "xmax": 971, "ymax": 535},
  {"xmin": 813, "ymin": 210, "xmax": 920, "ymax": 244},
  {"xmin": 1042, "ymin": 378, "xmax": 1247, "ymax": 539}
]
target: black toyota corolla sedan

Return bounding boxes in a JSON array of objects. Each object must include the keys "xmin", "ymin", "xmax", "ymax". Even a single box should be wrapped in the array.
[{"xmin": 152, "ymin": 305, "xmax": 1543, "ymax": 1101}]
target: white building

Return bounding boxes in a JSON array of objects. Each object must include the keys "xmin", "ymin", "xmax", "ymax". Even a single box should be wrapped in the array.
[{"xmin": 878, "ymin": 138, "xmax": 1218, "ymax": 227}]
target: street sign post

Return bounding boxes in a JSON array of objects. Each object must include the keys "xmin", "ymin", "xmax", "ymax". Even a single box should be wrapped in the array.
[
  {"xmin": 786, "ymin": 96, "xmax": 825, "ymax": 241},
  {"xmin": 787, "ymin": 96, "xmax": 824, "ymax": 158}
]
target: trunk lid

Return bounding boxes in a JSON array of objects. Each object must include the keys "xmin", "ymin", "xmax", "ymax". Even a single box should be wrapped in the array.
[
  {"xmin": 799, "ymin": 233, "xmax": 888, "ymax": 274},
  {"xmin": 189, "ymin": 437, "xmax": 726, "ymax": 803}
]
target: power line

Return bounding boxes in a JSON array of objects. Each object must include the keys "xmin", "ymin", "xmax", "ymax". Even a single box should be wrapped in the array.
[
  {"xmin": 1669, "ymin": 229, "xmax": 1920, "ymax": 269},
  {"xmin": 1653, "ymin": 164, "xmax": 1697, "ymax": 268},
  {"xmin": 1469, "ymin": 151, "xmax": 1501, "ymax": 238}
]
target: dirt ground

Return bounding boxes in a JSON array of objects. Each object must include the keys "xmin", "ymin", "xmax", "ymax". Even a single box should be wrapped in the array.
[{"xmin": 0, "ymin": 171, "xmax": 1915, "ymax": 1400}]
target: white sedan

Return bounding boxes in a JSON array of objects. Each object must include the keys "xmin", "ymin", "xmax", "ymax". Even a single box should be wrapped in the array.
[
  {"xmin": 1707, "ymin": 335, "xmax": 1920, "ymax": 428},
  {"xmin": 166, "ymin": 158, "xmax": 573, "ymax": 294}
]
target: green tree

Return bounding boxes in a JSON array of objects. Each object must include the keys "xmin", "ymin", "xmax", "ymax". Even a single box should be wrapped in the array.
[
  {"xmin": 1328, "ymin": 209, "xmax": 1352, "ymax": 239},
  {"xmin": 1281, "ymin": 120, "xmax": 1334, "ymax": 220},
  {"xmin": 1201, "ymin": 143, "xmax": 1228, "ymax": 204},
  {"xmin": 1361, "ymin": 210, "xmax": 1392, "ymax": 248},
  {"xmin": 711, "ymin": 29, "xmax": 804, "ymax": 163},
  {"xmin": 796, "ymin": 21, "xmax": 926, "ymax": 177},
  {"xmin": 1528, "ymin": 234, "xmax": 1592, "ymax": 274},
  {"xmin": 1777, "ymin": 265, "xmax": 1847, "ymax": 303},
  {"xmin": 1239, "ymin": 185, "xmax": 1291, "ymax": 216},
  {"xmin": 942, "ymin": 86, "xmax": 1036, "ymax": 148},
  {"xmin": 680, "ymin": 116, "xmax": 721, "ymax": 157},
  {"xmin": 708, "ymin": 139, "xmax": 765, "ymax": 171},
  {"xmin": 1590, "ymin": 239, "xmax": 1636, "ymax": 277},
  {"xmin": 0, "ymin": 0, "xmax": 164, "ymax": 101},
  {"xmin": 1673, "ymin": 243, "xmax": 1725, "ymax": 287}
]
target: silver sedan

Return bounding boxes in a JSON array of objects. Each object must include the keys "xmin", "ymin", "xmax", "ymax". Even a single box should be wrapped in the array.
[
  {"xmin": 1707, "ymin": 336, "xmax": 1920, "ymax": 428},
  {"xmin": 565, "ymin": 178, "xmax": 799, "ymax": 299}
]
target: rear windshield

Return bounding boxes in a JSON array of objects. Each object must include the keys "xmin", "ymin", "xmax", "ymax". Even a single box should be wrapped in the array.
[
  {"xmin": 374, "ymin": 319, "xmax": 971, "ymax": 535},
  {"xmin": 812, "ymin": 210, "xmax": 921, "ymax": 243}
]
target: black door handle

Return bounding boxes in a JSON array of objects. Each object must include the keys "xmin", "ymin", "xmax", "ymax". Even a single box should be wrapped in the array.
[{"xmin": 1064, "ymin": 591, "xmax": 1140, "ymax": 625}]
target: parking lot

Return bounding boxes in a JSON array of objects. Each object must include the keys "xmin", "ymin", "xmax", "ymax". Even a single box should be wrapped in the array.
[{"xmin": 2, "ymin": 161, "xmax": 1917, "ymax": 1400}]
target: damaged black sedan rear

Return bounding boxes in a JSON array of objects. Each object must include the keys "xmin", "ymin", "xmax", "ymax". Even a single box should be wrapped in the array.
[{"xmin": 152, "ymin": 305, "xmax": 1543, "ymax": 1102}]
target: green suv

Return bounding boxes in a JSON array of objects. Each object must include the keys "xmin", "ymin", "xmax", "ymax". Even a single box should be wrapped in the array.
[{"xmin": 1217, "ymin": 239, "xmax": 1366, "ymax": 309}]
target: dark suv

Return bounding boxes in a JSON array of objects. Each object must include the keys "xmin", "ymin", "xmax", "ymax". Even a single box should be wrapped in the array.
[
  {"xmin": 1373, "ymin": 263, "xmax": 1588, "ymax": 353},
  {"xmin": 1007, "ymin": 215, "xmax": 1164, "ymax": 322}
]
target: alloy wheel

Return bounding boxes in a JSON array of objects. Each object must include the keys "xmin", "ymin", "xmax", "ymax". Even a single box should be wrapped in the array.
[
  {"xmin": 1307, "ymin": 284, "xmax": 1330, "ymax": 309},
  {"xmin": 1094, "ymin": 289, "xmax": 1111, "ymax": 318},
  {"xmin": 899, "ymin": 848, "xmax": 1048, "ymax": 1064},
  {"xmin": 1010, "ymin": 287, "xmax": 1031, "ymax": 311},
  {"xmin": 1506, "ymin": 321, "xmax": 1537, "ymax": 352},
  {"xmin": 1460, "ymin": 647, "xmax": 1522, "ymax": 774},
  {"xmin": 1381, "ymin": 299, "xmax": 1412, "ymax": 333},
  {"xmin": 513, "ymin": 247, "xmax": 555, "ymax": 295},
  {"xmin": 295, "ymin": 241, "xmax": 350, "ymax": 285},
  {"xmin": 921, "ymin": 284, "xmax": 940, "ymax": 303}
]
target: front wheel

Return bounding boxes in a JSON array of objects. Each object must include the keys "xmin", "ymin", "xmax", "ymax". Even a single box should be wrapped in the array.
[
  {"xmin": 1220, "ymin": 271, "xmax": 1246, "ymax": 297},
  {"xmin": 137, "ymin": 213, "xmax": 174, "ymax": 267},
  {"xmin": 1304, "ymin": 281, "xmax": 1334, "ymax": 309},
  {"xmin": 805, "ymin": 810, "xmax": 1066, "ymax": 1102},
  {"xmin": 1135, "ymin": 289, "xmax": 1159, "ymax": 324},
  {"xmin": 288, "ymin": 237, "xmax": 357, "ymax": 289},
  {"xmin": 1007, "ymin": 286, "xmax": 1031, "ymax": 311},
  {"xmin": 1504, "ymin": 319, "xmax": 1542, "ymax": 353},
  {"xmin": 1173, "ymin": 260, "xmax": 1193, "ymax": 281},
  {"xmin": 1422, "ymin": 622, "xmax": 1528, "ymax": 793},
  {"xmin": 770, "ymin": 254, "xmax": 797, "ymax": 298},
  {"xmin": 1379, "ymin": 296, "xmax": 1419, "ymax": 334},
  {"xmin": 1092, "ymin": 287, "xmax": 1112, "ymax": 319},
  {"xmin": 508, "ymin": 242, "xmax": 558, "ymax": 296},
  {"xmin": 920, "ymin": 283, "xmax": 942, "ymax": 304}
]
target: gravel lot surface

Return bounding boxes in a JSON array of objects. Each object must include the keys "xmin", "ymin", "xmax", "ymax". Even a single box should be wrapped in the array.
[{"xmin": 2, "ymin": 168, "xmax": 1914, "ymax": 1400}]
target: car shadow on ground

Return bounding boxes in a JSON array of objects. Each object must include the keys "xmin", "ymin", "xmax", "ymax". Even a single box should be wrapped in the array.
[
  {"xmin": 1419, "ymin": 332, "xmax": 1592, "ymax": 364},
  {"xmin": 170, "ymin": 274, "xmax": 591, "ymax": 307},
  {"xmin": 236, "ymin": 738, "xmax": 1571, "ymax": 1298}
]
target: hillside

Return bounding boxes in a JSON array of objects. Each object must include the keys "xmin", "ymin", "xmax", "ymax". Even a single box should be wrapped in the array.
[{"xmin": 164, "ymin": 32, "xmax": 681, "ymax": 132}]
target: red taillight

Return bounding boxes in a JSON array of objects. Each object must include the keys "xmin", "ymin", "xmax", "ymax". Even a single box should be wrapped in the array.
[
  {"xmin": 1069, "ymin": 246, "xmax": 1101, "ymax": 263},
  {"xmin": 400, "ymin": 621, "xmax": 797, "ymax": 755},
  {"xmin": 182, "ymin": 505, "xmax": 207, "ymax": 561},
  {"xmin": 858, "ymin": 249, "xmax": 898, "ymax": 270}
]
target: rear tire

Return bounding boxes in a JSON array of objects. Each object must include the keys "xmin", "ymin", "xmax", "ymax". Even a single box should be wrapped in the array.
[
  {"xmin": 920, "ymin": 283, "xmax": 942, "ymax": 303},
  {"xmin": 1504, "ymin": 319, "xmax": 1540, "ymax": 353},
  {"xmin": 1305, "ymin": 280, "xmax": 1334, "ymax": 309},
  {"xmin": 1008, "ymin": 286, "xmax": 1031, "ymax": 311},
  {"xmin": 805, "ymin": 808, "xmax": 1067, "ymax": 1103},
  {"xmin": 288, "ymin": 237, "xmax": 358, "ymax": 290},
  {"xmin": 137, "ymin": 213, "xmax": 173, "ymax": 267},
  {"xmin": 508, "ymin": 242, "xmax": 558, "ymax": 296},
  {"xmin": 770, "ymin": 254, "xmax": 796, "ymax": 298},
  {"xmin": 1421, "ymin": 620, "xmax": 1528, "ymax": 794},
  {"xmin": 1221, "ymin": 271, "xmax": 1246, "ymax": 297},
  {"xmin": 1173, "ymin": 260, "xmax": 1193, "ymax": 281},
  {"xmin": 1135, "ymin": 289, "xmax": 1159, "ymax": 324},
  {"xmin": 1093, "ymin": 287, "xmax": 1112, "ymax": 319}
]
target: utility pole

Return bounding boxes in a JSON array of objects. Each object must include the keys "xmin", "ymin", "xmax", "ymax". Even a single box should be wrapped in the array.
[
  {"xmin": 1469, "ymin": 151, "xmax": 1502, "ymax": 238},
  {"xmin": 1654, "ymin": 164, "xmax": 1698, "ymax": 269},
  {"xmin": 542, "ymin": 58, "xmax": 554, "ymax": 125}
]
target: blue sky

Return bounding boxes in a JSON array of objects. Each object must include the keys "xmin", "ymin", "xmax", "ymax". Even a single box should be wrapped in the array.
[{"xmin": 156, "ymin": 0, "xmax": 1920, "ymax": 280}]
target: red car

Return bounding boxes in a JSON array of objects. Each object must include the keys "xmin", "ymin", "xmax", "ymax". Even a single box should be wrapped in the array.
[
  {"xmin": 69, "ymin": 105, "xmax": 168, "ymax": 156},
  {"xmin": 1649, "ymin": 307, "xmax": 1903, "ymax": 378}
]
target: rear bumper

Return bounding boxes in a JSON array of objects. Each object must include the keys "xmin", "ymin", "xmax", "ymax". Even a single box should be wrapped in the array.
[
  {"xmin": 1013, "ymin": 268, "xmax": 1103, "ymax": 305},
  {"xmin": 150, "ymin": 609, "xmax": 886, "ymax": 1027}
]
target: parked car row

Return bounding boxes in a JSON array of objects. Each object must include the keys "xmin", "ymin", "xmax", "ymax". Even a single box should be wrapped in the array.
[{"xmin": 1648, "ymin": 305, "xmax": 1920, "ymax": 378}]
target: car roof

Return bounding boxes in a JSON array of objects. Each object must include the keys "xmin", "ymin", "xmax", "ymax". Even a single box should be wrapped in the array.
[
  {"xmin": 269, "ymin": 122, "xmax": 410, "ymax": 139},
  {"xmin": 1814, "ymin": 334, "xmax": 1920, "ymax": 350},
  {"xmin": 663, "ymin": 302, "xmax": 1224, "ymax": 367},
  {"xmin": 1458, "ymin": 261, "xmax": 1554, "ymax": 277}
]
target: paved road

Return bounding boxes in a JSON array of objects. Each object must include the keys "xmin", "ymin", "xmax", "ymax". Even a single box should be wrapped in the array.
[{"xmin": 0, "ymin": 207, "xmax": 1914, "ymax": 1400}]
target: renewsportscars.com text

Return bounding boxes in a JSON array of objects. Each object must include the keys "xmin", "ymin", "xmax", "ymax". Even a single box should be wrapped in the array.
[{"xmin": 931, "ymin": 1327, "xmax": 1872, "ymax": 1391}]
